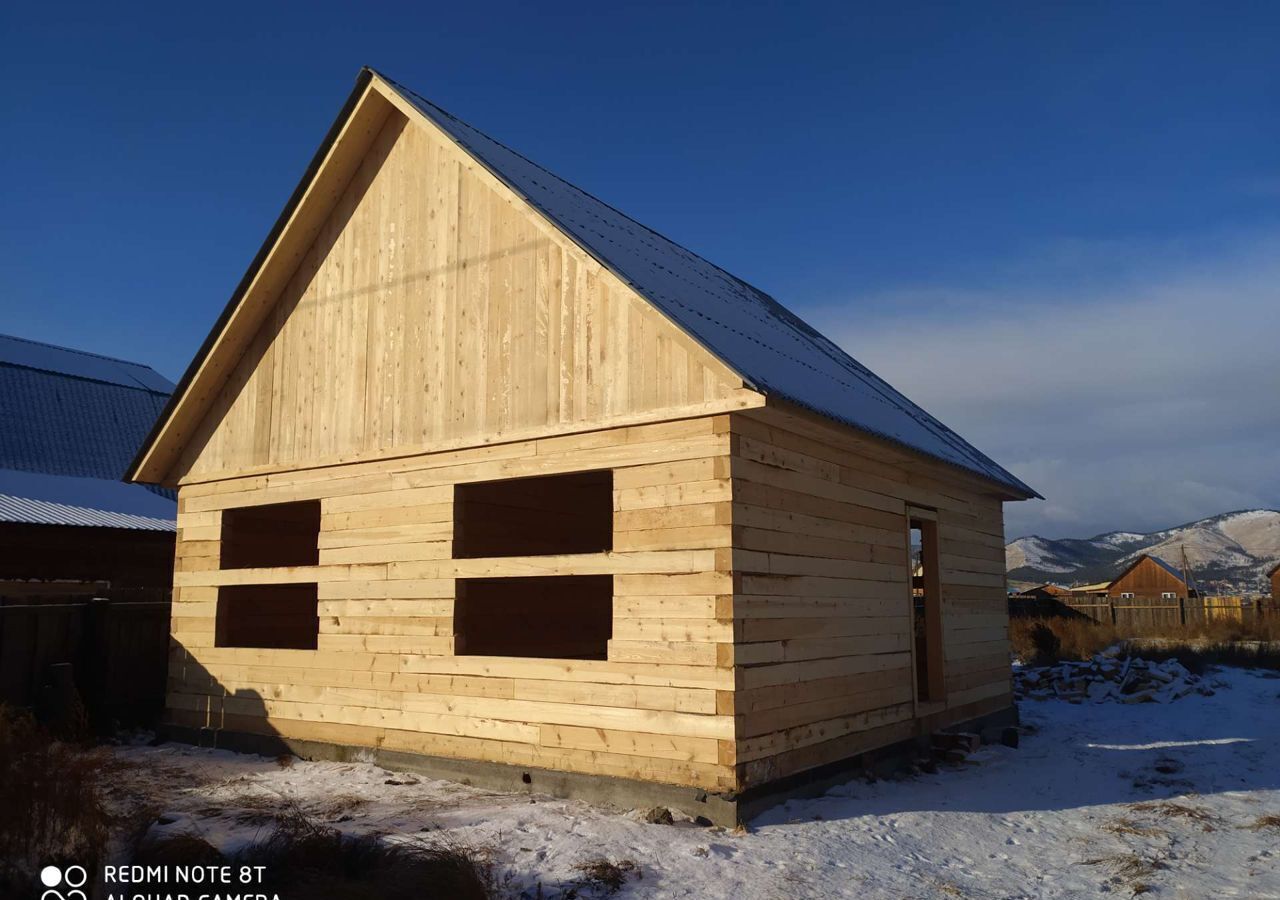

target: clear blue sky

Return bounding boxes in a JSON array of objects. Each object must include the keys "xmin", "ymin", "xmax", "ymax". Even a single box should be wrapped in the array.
[{"xmin": 2, "ymin": 1, "xmax": 1277, "ymax": 537}]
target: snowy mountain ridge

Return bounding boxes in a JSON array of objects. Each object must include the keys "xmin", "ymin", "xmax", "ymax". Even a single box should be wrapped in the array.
[{"xmin": 1006, "ymin": 509, "xmax": 1280, "ymax": 592}]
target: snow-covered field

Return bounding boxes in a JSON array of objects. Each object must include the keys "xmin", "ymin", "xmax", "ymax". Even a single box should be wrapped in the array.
[{"xmin": 110, "ymin": 666, "xmax": 1280, "ymax": 899}]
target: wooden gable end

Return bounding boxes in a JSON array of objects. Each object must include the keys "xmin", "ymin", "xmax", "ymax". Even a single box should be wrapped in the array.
[
  {"xmin": 1108, "ymin": 556, "xmax": 1186, "ymax": 598},
  {"xmin": 168, "ymin": 85, "xmax": 751, "ymax": 484}
]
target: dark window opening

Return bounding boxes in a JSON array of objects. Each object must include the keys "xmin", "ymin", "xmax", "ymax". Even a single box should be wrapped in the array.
[
  {"xmin": 910, "ymin": 515, "xmax": 945, "ymax": 701},
  {"xmin": 453, "ymin": 470, "xmax": 612, "ymax": 558},
  {"xmin": 215, "ymin": 583, "xmax": 318, "ymax": 649},
  {"xmin": 455, "ymin": 575, "xmax": 612, "ymax": 659},
  {"xmin": 221, "ymin": 500, "xmax": 320, "ymax": 569}
]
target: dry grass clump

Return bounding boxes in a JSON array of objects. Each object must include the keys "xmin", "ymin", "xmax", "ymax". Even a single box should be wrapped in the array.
[
  {"xmin": 1129, "ymin": 801, "xmax": 1219, "ymax": 830},
  {"xmin": 136, "ymin": 806, "xmax": 494, "ymax": 900},
  {"xmin": 1103, "ymin": 818, "xmax": 1166, "ymax": 838},
  {"xmin": 1011, "ymin": 615, "xmax": 1280, "ymax": 670},
  {"xmin": 1243, "ymin": 814, "xmax": 1280, "ymax": 831},
  {"xmin": 0, "ymin": 705, "xmax": 110, "ymax": 895},
  {"xmin": 567, "ymin": 858, "xmax": 641, "ymax": 896},
  {"xmin": 1081, "ymin": 851, "xmax": 1167, "ymax": 894}
]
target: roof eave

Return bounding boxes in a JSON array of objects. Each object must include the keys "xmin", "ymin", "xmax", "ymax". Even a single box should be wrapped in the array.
[{"xmin": 126, "ymin": 67, "xmax": 381, "ymax": 485}]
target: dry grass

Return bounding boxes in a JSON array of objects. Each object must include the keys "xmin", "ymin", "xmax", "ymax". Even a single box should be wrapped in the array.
[
  {"xmin": 136, "ymin": 806, "xmax": 495, "ymax": 899},
  {"xmin": 0, "ymin": 705, "xmax": 111, "ymax": 895},
  {"xmin": 1103, "ymin": 818, "xmax": 1167, "ymax": 838},
  {"xmin": 1129, "ymin": 801, "xmax": 1219, "ymax": 830},
  {"xmin": 568, "ymin": 858, "xmax": 641, "ymax": 896},
  {"xmin": 1243, "ymin": 815, "xmax": 1280, "ymax": 831},
  {"xmin": 1011, "ymin": 615, "xmax": 1280, "ymax": 670},
  {"xmin": 1081, "ymin": 851, "xmax": 1168, "ymax": 893}
]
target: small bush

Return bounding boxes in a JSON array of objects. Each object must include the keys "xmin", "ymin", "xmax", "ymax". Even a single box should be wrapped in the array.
[
  {"xmin": 0, "ymin": 706, "xmax": 110, "ymax": 895},
  {"xmin": 1028, "ymin": 623, "xmax": 1062, "ymax": 664}
]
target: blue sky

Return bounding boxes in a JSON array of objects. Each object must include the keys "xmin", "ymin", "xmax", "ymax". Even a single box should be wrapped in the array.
[{"xmin": 2, "ymin": 1, "xmax": 1277, "ymax": 538}]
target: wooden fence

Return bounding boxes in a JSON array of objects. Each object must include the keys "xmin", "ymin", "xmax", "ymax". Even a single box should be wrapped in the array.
[
  {"xmin": 0, "ymin": 593, "xmax": 171, "ymax": 731},
  {"xmin": 1028, "ymin": 594, "xmax": 1269, "ymax": 631}
]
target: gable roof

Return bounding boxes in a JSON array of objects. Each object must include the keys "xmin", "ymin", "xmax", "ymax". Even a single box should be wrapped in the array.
[
  {"xmin": 0, "ymin": 333, "xmax": 176, "ymax": 528},
  {"xmin": 130, "ymin": 68, "xmax": 1038, "ymax": 499},
  {"xmin": 1113, "ymin": 553, "xmax": 1187, "ymax": 587}
]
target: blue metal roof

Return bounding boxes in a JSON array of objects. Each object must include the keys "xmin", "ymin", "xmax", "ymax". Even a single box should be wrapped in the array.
[
  {"xmin": 382, "ymin": 74, "xmax": 1039, "ymax": 499},
  {"xmin": 0, "ymin": 333, "xmax": 176, "ymax": 527},
  {"xmin": 0, "ymin": 333, "xmax": 174, "ymax": 394}
]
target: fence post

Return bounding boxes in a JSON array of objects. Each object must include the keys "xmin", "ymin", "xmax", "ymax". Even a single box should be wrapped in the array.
[{"xmin": 1179, "ymin": 596, "xmax": 1186, "ymax": 626}]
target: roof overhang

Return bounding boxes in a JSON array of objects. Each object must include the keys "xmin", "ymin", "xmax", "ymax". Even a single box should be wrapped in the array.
[{"xmin": 128, "ymin": 69, "xmax": 393, "ymax": 484}]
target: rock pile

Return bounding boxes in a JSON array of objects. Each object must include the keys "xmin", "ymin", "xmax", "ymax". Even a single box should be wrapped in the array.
[{"xmin": 1015, "ymin": 653, "xmax": 1223, "ymax": 704}]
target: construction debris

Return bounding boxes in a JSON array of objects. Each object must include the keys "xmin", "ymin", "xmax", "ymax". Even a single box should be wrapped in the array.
[{"xmin": 1015, "ymin": 653, "xmax": 1225, "ymax": 705}]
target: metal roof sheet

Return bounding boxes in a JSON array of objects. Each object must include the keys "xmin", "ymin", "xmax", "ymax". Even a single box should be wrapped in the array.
[
  {"xmin": 0, "ymin": 491, "xmax": 174, "ymax": 531},
  {"xmin": 0, "ymin": 334, "xmax": 176, "ymax": 526},
  {"xmin": 382, "ymin": 74, "xmax": 1038, "ymax": 499},
  {"xmin": 0, "ymin": 365, "xmax": 174, "ymax": 484},
  {"xmin": 0, "ymin": 333, "xmax": 174, "ymax": 394}
]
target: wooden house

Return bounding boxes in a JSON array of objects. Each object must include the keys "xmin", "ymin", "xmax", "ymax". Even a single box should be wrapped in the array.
[
  {"xmin": 1267, "ymin": 562, "xmax": 1278, "ymax": 605},
  {"xmin": 128, "ymin": 68, "xmax": 1038, "ymax": 822},
  {"xmin": 0, "ymin": 334, "xmax": 176, "ymax": 598},
  {"xmin": 1106, "ymin": 554, "xmax": 1192, "ymax": 601}
]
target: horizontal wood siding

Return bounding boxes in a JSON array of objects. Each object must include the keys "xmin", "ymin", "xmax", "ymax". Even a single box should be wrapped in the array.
[
  {"xmin": 168, "ymin": 417, "xmax": 739, "ymax": 790},
  {"xmin": 726, "ymin": 406, "xmax": 1013, "ymax": 788}
]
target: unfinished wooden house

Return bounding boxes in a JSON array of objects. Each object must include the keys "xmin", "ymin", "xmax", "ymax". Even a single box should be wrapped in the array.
[{"xmin": 129, "ymin": 68, "xmax": 1039, "ymax": 822}]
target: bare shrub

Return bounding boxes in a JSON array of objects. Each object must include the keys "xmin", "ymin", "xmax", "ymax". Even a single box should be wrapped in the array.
[
  {"xmin": 1028, "ymin": 623, "xmax": 1062, "ymax": 664},
  {"xmin": 568, "ymin": 858, "xmax": 641, "ymax": 896},
  {"xmin": 0, "ymin": 705, "xmax": 109, "ymax": 895}
]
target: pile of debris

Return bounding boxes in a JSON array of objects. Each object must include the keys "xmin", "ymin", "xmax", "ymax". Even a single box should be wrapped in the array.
[{"xmin": 1015, "ymin": 652, "xmax": 1223, "ymax": 705}]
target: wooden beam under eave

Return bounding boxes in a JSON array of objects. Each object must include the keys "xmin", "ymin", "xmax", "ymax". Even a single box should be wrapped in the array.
[{"xmin": 131, "ymin": 82, "xmax": 398, "ymax": 486}]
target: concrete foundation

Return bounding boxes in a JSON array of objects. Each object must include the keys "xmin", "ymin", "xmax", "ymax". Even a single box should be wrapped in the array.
[{"xmin": 165, "ymin": 703, "xmax": 1019, "ymax": 827}]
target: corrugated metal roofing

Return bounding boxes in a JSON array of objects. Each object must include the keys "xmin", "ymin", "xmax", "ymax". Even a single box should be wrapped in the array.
[
  {"xmin": 382, "ymin": 74, "xmax": 1038, "ymax": 499},
  {"xmin": 0, "ymin": 333, "xmax": 174, "ymax": 393},
  {"xmin": 0, "ymin": 493, "xmax": 174, "ymax": 531},
  {"xmin": 0, "ymin": 333, "xmax": 176, "ymax": 527}
]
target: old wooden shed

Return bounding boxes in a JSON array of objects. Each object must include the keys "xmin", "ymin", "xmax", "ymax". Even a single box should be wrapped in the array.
[{"xmin": 129, "ymin": 68, "xmax": 1038, "ymax": 821}]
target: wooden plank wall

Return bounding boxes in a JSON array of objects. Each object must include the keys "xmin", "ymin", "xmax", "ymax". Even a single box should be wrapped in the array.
[
  {"xmin": 1107, "ymin": 557, "xmax": 1188, "ymax": 599},
  {"xmin": 167, "ymin": 417, "xmax": 740, "ymax": 791},
  {"xmin": 725, "ymin": 407, "xmax": 1013, "ymax": 789},
  {"xmin": 173, "ymin": 106, "xmax": 750, "ymax": 484}
]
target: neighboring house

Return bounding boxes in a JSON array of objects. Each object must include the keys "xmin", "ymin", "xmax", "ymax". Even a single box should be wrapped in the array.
[
  {"xmin": 1107, "ymin": 554, "xmax": 1194, "ymax": 601},
  {"xmin": 128, "ymin": 68, "xmax": 1038, "ymax": 823},
  {"xmin": 1069, "ymin": 581, "xmax": 1112, "ymax": 597},
  {"xmin": 1067, "ymin": 555, "xmax": 1193, "ymax": 603},
  {"xmin": 0, "ymin": 334, "xmax": 176, "ymax": 597},
  {"xmin": 1013, "ymin": 584, "xmax": 1070, "ymax": 602}
]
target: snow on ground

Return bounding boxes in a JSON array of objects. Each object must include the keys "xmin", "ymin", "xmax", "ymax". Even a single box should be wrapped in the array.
[{"xmin": 111, "ymin": 667, "xmax": 1280, "ymax": 899}]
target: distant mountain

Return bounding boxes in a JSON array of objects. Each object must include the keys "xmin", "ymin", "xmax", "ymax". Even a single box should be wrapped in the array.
[{"xmin": 1006, "ymin": 510, "xmax": 1280, "ymax": 593}]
